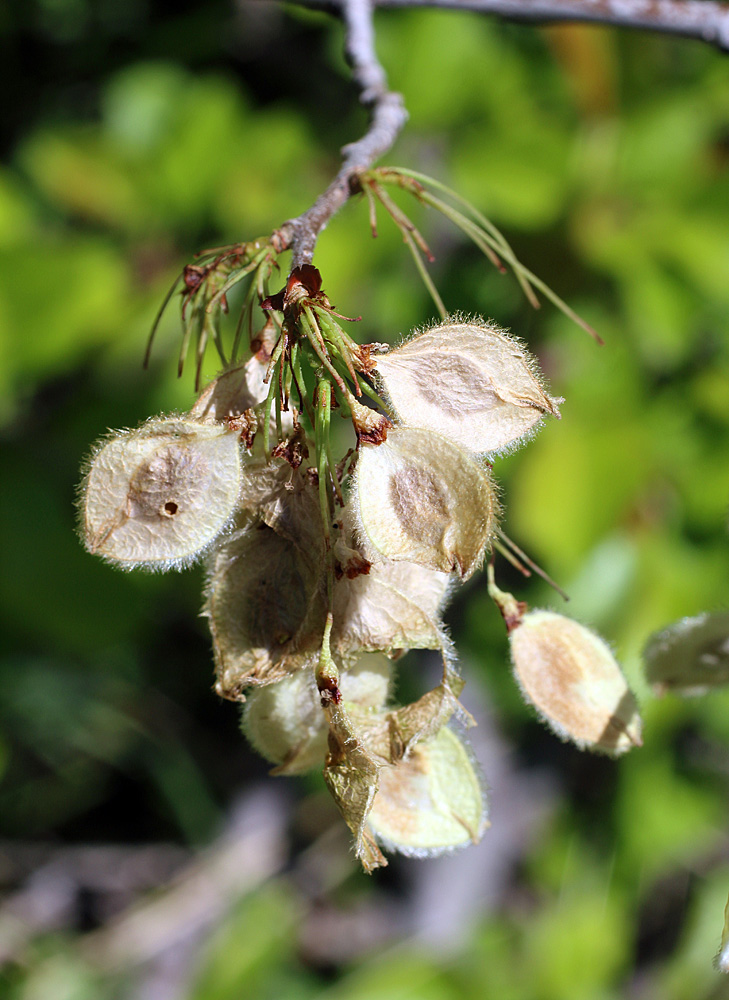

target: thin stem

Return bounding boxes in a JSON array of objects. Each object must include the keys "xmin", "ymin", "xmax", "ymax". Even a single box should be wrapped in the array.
[
  {"xmin": 497, "ymin": 529, "xmax": 570, "ymax": 601},
  {"xmin": 316, "ymin": 610, "xmax": 339, "ymax": 697},
  {"xmin": 315, "ymin": 309, "xmax": 362, "ymax": 393},
  {"xmin": 368, "ymin": 180, "xmax": 434, "ymax": 258},
  {"xmin": 301, "ymin": 307, "xmax": 357, "ymax": 406},
  {"xmin": 206, "ymin": 248, "xmax": 269, "ymax": 313},
  {"xmin": 402, "ymin": 229, "xmax": 447, "ymax": 317},
  {"xmin": 492, "ymin": 537, "xmax": 532, "ymax": 578},
  {"xmin": 230, "ymin": 278, "xmax": 257, "ymax": 362},
  {"xmin": 356, "ymin": 373, "xmax": 395, "ymax": 416},
  {"xmin": 315, "ymin": 380, "xmax": 333, "ymax": 546},
  {"xmin": 144, "ymin": 275, "xmax": 181, "ymax": 368},
  {"xmin": 384, "ymin": 168, "xmax": 539, "ymax": 305},
  {"xmin": 363, "ymin": 180, "xmax": 380, "ymax": 237},
  {"xmin": 281, "ymin": 0, "xmax": 409, "ymax": 270},
  {"xmin": 177, "ymin": 307, "xmax": 199, "ymax": 379},
  {"xmin": 261, "ymin": 357, "xmax": 279, "ymax": 457}
]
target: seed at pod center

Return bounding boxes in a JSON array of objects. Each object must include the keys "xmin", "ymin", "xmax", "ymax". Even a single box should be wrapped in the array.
[
  {"xmin": 389, "ymin": 467, "xmax": 450, "ymax": 547},
  {"xmin": 414, "ymin": 355, "xmax": 500, "ymax": 416},
  {"xmin": 127, "ymin": 446, "xmax": 205, "ymax": 520}
]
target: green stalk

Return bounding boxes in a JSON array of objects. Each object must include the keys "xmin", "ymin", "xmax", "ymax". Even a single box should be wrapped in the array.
[
  {"xmin": 315, "ymin": 309, "xmax": 361, "ymax": 393},
  {"xmin": 375, "ymin": 168, "xmax": 539, "ymax": 308},
  {"xmin": 206, "ymin": 247, "xmax": 269, "ymax": 311},
  {"xmin": 290, "ymin": 340, "xmax": 316, "ymax": 428},
  {"xmin": 263, "ymin": 366, "xmax": 276, "ymax": 461},
  {"xmin": 145, "ymin": 274, "xmax": 181, "ymax": 368},
  {"xmin": 394, "ymin": 175, "xmax": 599, "ymax": 339},
  {"xmin": 368, "ymin": 181, "xmax": 433, "ymax": 259},
  {"xmin": 315, "ymin": 380, "xmax": 332, "ymax": 546},
  {"xmin": 230, "ymin": 276, "xmax": 257, "ymax": 362},
  {"xmin": 210, "ymin": 310, "xmax": 227, "ymax": 367},
  {"xmin": 316, "ymin": 610, "xmax": 339, "ymax": 698},
  {"xmin": 300, "ymin": 307, "xmax": 355, "ymax": 406},
  {"xmin": 178, "ymin": 303, "xmax": 201, "ymax": 378},
  {"xmin": 356, "ymin": 374, "xmax": 394, "ymax": 417}
]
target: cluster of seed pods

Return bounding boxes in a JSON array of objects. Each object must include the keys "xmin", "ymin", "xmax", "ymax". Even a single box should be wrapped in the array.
[{"xmin": 80, "ymin": 311, "xmax": 642, "ymax": 872}]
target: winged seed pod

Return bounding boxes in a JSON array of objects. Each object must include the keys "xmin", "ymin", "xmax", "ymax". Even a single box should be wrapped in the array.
[
  {"xmin": 367, "ymin": 726, "xmax": 487, "ymax": 857},
  {"xmin": 510, "ymin": 610, "xmax": 642, "ymax": 755},
  {"xmin": 643, "ymin": 611, "xmax": 729, "ymax": 696},
  {"xmin": 353, "ymin": 426, "xmax": 497, "ymax": 578},
  {"xmin": 332, "ymin": 551, "xmax": 451, "ymax": 656},
  {"xmin": 242, "ymin": 654, "xmax": 393, "ymax": 775},
  {"xmin": 205, "ymin": 518, "xmax": 327, "ymax": 698},
  {"xmin": 189, "ymin": 354, "xmax": 269, "ymax": 424},
  {"xmin": 715, "ymin": 890, "xmax": 729, "ymax": 973},
  {"xmin": 81, "ymin": 418, "xmax": 242, "ymax": 570},
  {"xmin": 374, "ymin": 320, "xmax": 561, "ymax": 456}
]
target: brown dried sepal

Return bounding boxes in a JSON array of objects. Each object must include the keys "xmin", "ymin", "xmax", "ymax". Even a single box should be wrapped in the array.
[
  {"xmin": 351, "ymin": 399, "xmax": 391, "ymax": 446},
  {"xmin": 271, "ymin": 423, "xmax": 309, "ymax": 469},
  {"xmin": 262, "ymin": 264, "xmax": 327, "ymax": 314},
  {"xmin": 322, "ymin": 700, "xmax": 388, "ymax": 873},
  {"xmin": 333, "ymin": 534, "xmax": 372, "ymax": 580},
  {"xmin": 225, "ymin": 410, "xmax": 257, "ymax": 450},
  {"xmin": 489, "ymin": 584, "xmax": 528, "ymax": 634}
]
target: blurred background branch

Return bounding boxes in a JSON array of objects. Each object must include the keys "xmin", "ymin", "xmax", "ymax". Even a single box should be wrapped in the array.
[{"xmin": 291, "ymin": 0, "xmax": 729, "ymax": 51}]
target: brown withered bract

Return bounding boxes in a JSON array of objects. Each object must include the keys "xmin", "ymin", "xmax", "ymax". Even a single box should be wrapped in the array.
[
  {"xmin": 374, "ymin": 319, "xmax": 561, "ymax": 456},
  {"xmin": 510, "ymin": 609, "xmax": 642, "ymax": 755}
]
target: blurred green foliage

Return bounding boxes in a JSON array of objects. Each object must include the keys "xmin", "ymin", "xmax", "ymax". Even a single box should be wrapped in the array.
[{"xmin": 2, "ymin": 1, "xmax": 729, "ymax": 998}]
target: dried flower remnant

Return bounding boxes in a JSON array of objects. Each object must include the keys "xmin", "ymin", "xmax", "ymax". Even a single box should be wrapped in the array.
[
  {"xmin": 509, "ymin": 609, "xmax": 642, "ymax": 755},
  {"xmin": 354, "ymin": 426, "xmax": 498, "ymax": 578},
  {"xmin": 374, "ymin": 320, "xmax": 561, "ymax": 456},
  {"xmin": 643, "ymin": 611, "xmax": 729, "ymax": 696},
  {"xmin": 80, "ymin": 418, "xmax": 242, "ymax": 570},
  {"xmin": 322, "ymin": 698, "xmax": 388, "ymax": 873},
  {"xmin": 367, "ymin": 726, "xmax": 487, "ymax": 857}
]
